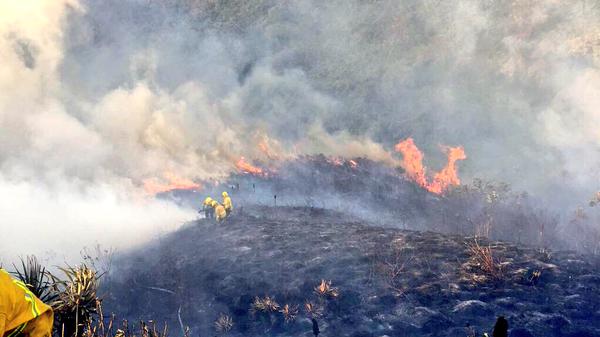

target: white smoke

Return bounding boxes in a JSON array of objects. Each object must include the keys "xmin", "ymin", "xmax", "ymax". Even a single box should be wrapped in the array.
[
  {"xmin": 0, "ymin": 1, "xmax": 197, "ymax": 263},
  {"xmin": 2, "ymin": 0, "xmax": 600, "ymax": 262}
]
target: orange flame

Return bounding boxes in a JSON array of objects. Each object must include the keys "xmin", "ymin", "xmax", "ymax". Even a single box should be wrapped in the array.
[
  {"xmin": 143, "ymin": 172, "xmax": 202, "ymax": 195},
  {"xmin": 236, "ymin": 157, "xmax": 264, "ymax": 175},
  {"xmin": 348, "ymin": 159, "xmax": 358, "ymax": 169},
  {"xmin": 394, "ymin": 138, "xmax": 466, "ymax": 194}
]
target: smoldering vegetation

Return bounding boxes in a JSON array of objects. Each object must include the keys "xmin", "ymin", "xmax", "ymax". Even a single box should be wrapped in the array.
[
  {"xmin": 173, "ymin": 156, "xmax": 596, "ymax": 253},
  {"xmin": 101, "ymin": 206, "xmax": 600, "ymax": 337}
]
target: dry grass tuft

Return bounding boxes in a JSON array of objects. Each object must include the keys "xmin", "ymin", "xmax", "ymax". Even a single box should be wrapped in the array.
[
  {"xmin": 250, "ymin": 296, "xmax": 280, "ymax": 314},
  {"xmin": 214, "ymin": 313, "xmax": 234, "ymax": 334},
  {"xmin": 83, "ymin": 317, "xmax": 170, "ymax": 337},
  {"xmin": 466, "ymin": 239, "xmax": 504, "ymax": 281}
]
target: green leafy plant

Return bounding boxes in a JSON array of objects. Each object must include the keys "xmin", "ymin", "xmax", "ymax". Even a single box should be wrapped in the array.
[{"xmin": 12, "ymin": 255, "xmax": 57, "ymax": 304}]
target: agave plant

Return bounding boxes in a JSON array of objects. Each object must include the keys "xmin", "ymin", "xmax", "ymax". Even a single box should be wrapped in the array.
[
  {"xmin": 314, "ymin": 280, "xmax": 339, "ymax": 299},
  {"xmin": 250, "ymin": 296, "xmax": 280, "ymax": 314},
  {"xmin": 51, "ymin": 264, "xmax": 100, "ymax": 337},
  {"xmin": 12, "ymin": 255, "xmax": 57, "ymax": 304},
  {"xmin": 304, "ymin": 301, "xmax": 323, "ymax": 319},
  {"xmin": 279, "ymin": 304, "xmax": 299, "ymax": 323},
  {"xmin": 214, "ymin": 313, "xmax": 234, "ymax": 334}
]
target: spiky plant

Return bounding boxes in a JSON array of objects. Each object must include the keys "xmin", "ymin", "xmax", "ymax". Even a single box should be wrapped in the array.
[
  {"xmin": 250, "ymin": 296, "xmax": 280, "ymax": 314},
  {"xmin": 12, "ymin": 255, "xmax": 57, "ymax": 303},
  {"xmin": 51, "ymin": 264, "xmax": 100, "ymax": 337},
  {"xmin": 279, "ymin": 304, "xmax": 298, "ymax": 323},
  {"xmin": 214, "ymin": 314, "xmax": 233, "ymax": 334},
  {"xmin": 304, "ymin": 301, "xmax": 323, "ymax": 319},
  {"xmin": 314, "ymin": 280, "xmax": 339, "ymax": 299}
]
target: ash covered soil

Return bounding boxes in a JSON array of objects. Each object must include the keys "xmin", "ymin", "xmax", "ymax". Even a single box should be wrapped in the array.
[{"xmin": 105, "ymin": 206, "xmax": 600, "ymax": 337}]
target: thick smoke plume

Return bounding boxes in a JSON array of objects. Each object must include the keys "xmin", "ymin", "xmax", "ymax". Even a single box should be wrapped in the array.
[{"xmin": 1, "ymin": 0, "xmax": 600, "ymax": 260}]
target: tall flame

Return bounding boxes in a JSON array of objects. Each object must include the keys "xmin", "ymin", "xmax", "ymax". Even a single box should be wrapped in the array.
[
  {"xmin": 394, "ymin": 138, "xmax": 466, "ymax": 194},
  {"xmin": 143, "ymin": 172, "xmax": 202, "ymax": 195},
  {"xmin": 236, "ymin": 157, "xmax": 264, "ymax": 175}
]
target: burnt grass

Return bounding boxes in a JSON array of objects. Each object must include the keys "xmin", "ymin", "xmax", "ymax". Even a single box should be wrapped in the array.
[{"xmin": 105, "ymin": 206, "xmax": 600, "ymax": 337}]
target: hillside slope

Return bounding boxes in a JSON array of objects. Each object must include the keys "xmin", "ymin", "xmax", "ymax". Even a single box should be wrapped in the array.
[{"xmin": 105, "ymin": 206, "xmax": 600, "ymax": 337}]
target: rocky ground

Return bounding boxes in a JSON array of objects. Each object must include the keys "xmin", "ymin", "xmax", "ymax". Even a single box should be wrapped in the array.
[{"xmin": 105, "ymin": 206, "xmax": 600, "ymax": 337}]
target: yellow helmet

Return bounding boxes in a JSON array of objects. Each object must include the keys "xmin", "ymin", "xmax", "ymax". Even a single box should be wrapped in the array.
[
  {"xmin": 204, "ymin": 197, "xmax": 213, "ymax": 204},
  {"xmin": 210, "ymin": 200, "xmax": 218, "ymax": 207},
  {"xmin": 222, "ymin": 191, "xmax": 229, "ymax": 197}
]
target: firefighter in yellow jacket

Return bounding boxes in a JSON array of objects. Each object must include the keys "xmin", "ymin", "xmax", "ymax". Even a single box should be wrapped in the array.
[
  {"xmin": 211, "ymin": 199, "xmax": 227, "ymax": 222},
  {"xmin": 221, "ymin": 191, "xmax": 233, "ymax": 215},
  {"xmin": 203, "ymin": 197, "xmax": 215, "ymax": 219},
  {"xmin": 0, "ymin": 269, "xmax": 53, "ymax": 337}
]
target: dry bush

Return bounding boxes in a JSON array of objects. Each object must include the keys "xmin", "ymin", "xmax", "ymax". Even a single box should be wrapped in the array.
[
  {"xmin": 441, "ymin": 179, "xmax": 561, "ymax": 249},
  {"xmin": 373, "ymin": 241, "xmax": 413, "ymax": 295},
  {"xmin": 214, "ymin": 313, "xmax": 234, "ymax": 334},
  {"xmin": 314, "ymin": 280, "xmax": 339, "ymax": 299},
  {"xmin": 466, "ymin": 239, "xmax": 504, "ymax": 281},
  {"xmin": 567, "ymin": 207, "xmax": 600, "ymax": 255}
]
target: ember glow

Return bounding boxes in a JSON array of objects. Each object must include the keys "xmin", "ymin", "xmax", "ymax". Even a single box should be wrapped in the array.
[
  {"xmin": 143, "ymin": 172, "xmax": 202, "ymax": 195},
  {"xmin": 236, "ymin": 157, "xmax": 264, "ymax": 176},
  {"xmin": 394, "ymin": 138, "xmax": 466, "ymax": 194}
]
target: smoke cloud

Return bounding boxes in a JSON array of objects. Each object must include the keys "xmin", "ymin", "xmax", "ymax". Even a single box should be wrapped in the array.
[{"xmin": 1, "ymin": 0, "xmax": 600, "ymax": 261}]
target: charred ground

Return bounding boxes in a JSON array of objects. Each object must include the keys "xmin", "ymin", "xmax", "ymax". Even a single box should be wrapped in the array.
[{"xmin": 105, "ymin": 206, "xmax": 600, "ymax": 337}]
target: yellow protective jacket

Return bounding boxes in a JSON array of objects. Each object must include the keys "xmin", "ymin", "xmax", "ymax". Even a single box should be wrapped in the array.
[
  {"xmin": 222, "ymin": 194, "xmax": 233, "ymax": 212},
  {"xmin": 0, "ymin": 269, "xmax": 53, "ymax": 337},
  {"xmin": 214, "ymin": 204, "xmax": 227, "ymax": 221}
]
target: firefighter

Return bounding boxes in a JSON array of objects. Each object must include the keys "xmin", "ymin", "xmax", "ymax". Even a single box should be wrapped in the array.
[
  {"xmin": 222, "ymin": 191, "xmax": 233, "ymax": 215},
  {"xmin": 212, "ymin": 200, "xmax": 227, "ymax": 222},
  {"xmin": 203, "ymin": 197, "xmax": 214, "ymax": 219},
  {"xmin": 0, "ymin": 269, "xmax": 53, "ymax": 337}
]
